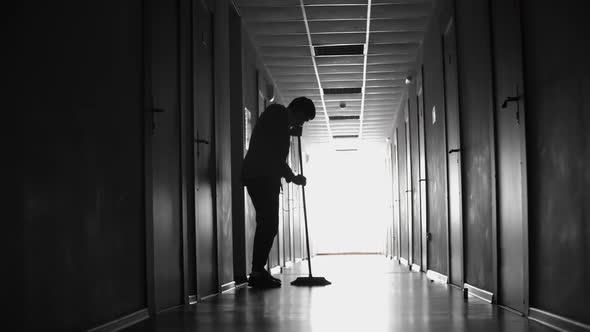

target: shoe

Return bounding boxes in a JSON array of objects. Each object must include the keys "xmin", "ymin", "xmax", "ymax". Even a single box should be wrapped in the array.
[
  {"xmin": 248, "ymin": 271, "xmax": 281, "ymax": 289},
  {"xmin": 263, "ymin": 269, "xmax": 282, "ymax": 284}
]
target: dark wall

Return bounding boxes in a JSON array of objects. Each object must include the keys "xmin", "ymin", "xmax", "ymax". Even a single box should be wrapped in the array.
[
  {"xmin": 522, "ymin": 0, "xmax": 590, "ymax": 324},
  {"xmin": 20, "ymin": 1, "xmax": 146, "ymax": 330},
  {"xmin": 455, "ymin": 0, "xmax": 495, "ymax": 292}
]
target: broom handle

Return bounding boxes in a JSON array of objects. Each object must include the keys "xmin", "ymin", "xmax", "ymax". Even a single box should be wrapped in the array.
[{"xmin": 297, "ymin": 135, "xmax": 313, "ymax": 278}]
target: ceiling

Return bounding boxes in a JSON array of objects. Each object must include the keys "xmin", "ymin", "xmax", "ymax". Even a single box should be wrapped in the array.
[{"xmin": 235, "ymin": 0, "xmax": 433, "ymax": 149}]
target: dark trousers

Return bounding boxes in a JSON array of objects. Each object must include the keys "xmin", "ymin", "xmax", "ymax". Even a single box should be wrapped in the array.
[{"xmin": 246, "ymin": 179, "xmax": 280, "ymax": 272}]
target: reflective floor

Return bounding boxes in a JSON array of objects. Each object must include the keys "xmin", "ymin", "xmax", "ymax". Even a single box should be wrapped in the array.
[{"xmin": 124, "ymin": 255, "xmax": 552, "ymax": 332}]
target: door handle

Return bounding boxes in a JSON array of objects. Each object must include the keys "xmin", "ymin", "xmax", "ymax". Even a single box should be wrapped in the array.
[
  {"xmin": 194, "ymin": 138, "xmax": 209, "ymax": 144},
  {"xmin": 448, "ymin": 148, "xmax": 461, "ymax": 154},
  {"xmin": 501, "ymin": 95, "xmax": 521, "ymax": 108}
]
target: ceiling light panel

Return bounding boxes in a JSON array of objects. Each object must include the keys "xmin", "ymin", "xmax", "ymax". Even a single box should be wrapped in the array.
[
  {"xmin": 314, "ymin": 44, "xmax": 365, "ymax": 56},
  {"xmin": 329, "ymin": 115, "xmax": 360, "ymax": 120},
  {"xmin": 323, "ymin": 87, "xmax": 362, "ymax": 94}
]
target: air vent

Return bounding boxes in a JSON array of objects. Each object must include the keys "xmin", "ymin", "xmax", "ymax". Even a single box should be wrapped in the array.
[
  {"xmin": 336, "ymin": 149, "xmax": 358, "ymax": 152},
  {"xmin": 333, "ymin": 135, "xmax": 359, "ymax": 139},
  {"xmin": 323, "ymin": 87, "xmax": 362, "ymax": 95},
  {"xmin": 314, "ymin": 44, "xmax": 364, "ymax": 56},
  {"xmin": 329, "ymin": 115, "xmax": 360, "ymax": 121}
]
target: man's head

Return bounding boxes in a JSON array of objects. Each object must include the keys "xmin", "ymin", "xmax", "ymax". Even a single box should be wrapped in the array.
[{"xmin": 288, "ymin": 96, "xmax": 316, "ymax": 127}]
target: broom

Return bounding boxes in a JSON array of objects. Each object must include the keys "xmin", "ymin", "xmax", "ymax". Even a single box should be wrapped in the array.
[{"xmin": 291, "ymin": 134, "xmax": 331, "ymax": 287}]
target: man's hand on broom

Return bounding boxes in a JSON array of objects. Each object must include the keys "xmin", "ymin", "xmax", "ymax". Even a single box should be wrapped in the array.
[{"xmin": 292, "ymin": 174, "xmax": 307, "ymax": 186}]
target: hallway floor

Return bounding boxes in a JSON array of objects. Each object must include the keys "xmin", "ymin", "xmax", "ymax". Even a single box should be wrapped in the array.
[{"xmin": 124, "ymin": 255, "xmax": 552, "ymax": 332}]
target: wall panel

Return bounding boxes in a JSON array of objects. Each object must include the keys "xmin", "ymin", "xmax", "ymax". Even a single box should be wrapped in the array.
[
  {"xmin": 523, "ymin": 0, "xmax": 590, "ymax": 324},
  {"xmin": 21, "ymin": 1, "xmax": 147, "ymax": 329}
]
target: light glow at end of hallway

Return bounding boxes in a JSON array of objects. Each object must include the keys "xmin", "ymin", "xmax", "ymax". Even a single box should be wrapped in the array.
[{"xmin": 303, "ymin": 142, "xmax": 390, "ymax": 255}]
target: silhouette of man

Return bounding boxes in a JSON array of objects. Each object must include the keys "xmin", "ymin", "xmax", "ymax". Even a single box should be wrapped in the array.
[{"xmin": 242, "ymin": 96, "xmax": 315, "ymax": 288}]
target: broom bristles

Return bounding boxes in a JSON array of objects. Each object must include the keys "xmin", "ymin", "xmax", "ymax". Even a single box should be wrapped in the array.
[{"xmin": 291, "ymin": 276, "xmax": 332, "ymax": 286}]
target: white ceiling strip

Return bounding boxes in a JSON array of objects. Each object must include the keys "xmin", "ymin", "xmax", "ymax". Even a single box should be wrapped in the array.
[
  {"xmin": 358, "ymin": 0, "xmax": 372, "ymax": 139},
  {"xmin": 298, "ymin": 0, "xmax": 333, "ymax": 140}
]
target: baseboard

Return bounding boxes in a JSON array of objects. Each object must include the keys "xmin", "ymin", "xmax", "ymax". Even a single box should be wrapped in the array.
[
  {"xmin": 200, "ymin": 293, "xmax": 218, "ymax": 301},
  {"xmin": 463, "ymin": 283, "xmax": 493, "ymax": 303},
  {"xmin": 87, "ymin": 309, "xmax": 149, "ymax": 332},
  {"xmin": 411, "ymin": 264, "xmax": 421, "ymax": 272},
  {"xmin": 157, "ymin": 304, "xmax": 185, "ymax": 314},
  {"xmin": 528, "ymin": 307, "xmax": 590, "ymax": 332},
  {"xmin": 449, "ymin": 283, "xmax": 463, "ymax": 291},
  {"xmin": 399, "ymin": 257, "xmax": 409, "ymax": 266},
  {"xmin": 499, "ymin": 305, "xmax": 524, "ymax": 317},
  {"xmin": 220, "ymin": 281, "xmax": 236, "ymax": 293},
  {"xmin": 426, "ymin": 270, "xmax": 448, "ymax": 284},
  {"xmin": 234, "ymin": 281, "xmax": 248, "ymax": 289}
]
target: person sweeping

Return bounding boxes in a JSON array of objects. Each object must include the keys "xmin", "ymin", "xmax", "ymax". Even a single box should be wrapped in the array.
[{"xmin": 241, "ymin": 96, "xmax": 315, "ymax": 289}]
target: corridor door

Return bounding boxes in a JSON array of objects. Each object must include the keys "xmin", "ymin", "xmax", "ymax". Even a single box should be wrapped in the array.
[
  {"xmin": 398, "ymin": 125, "xmax": 409, "ymax": 264},
  {"xmin": 194, "ymin": 2, "xmax": 218, "ymax": 300},
  {"xmin": 443, "ymin": 19, "xmax": 464, "ymax": 288},
  {"xmin": 417, "ymin": 68, "xmax": 428, "ymax": 272},
  {"xmin": 148, "ymin": 0, "xmax": 184, "ymax": 311},
  {"xmin": 393, "ymin": 132, "xmax": 402, "ymax": 261},
  {"xmin": 405, "ymin": 115, "xmax": 414, "ymax": 267},
  {"xmin": 491, "ymin": 0, "xmax": 528, "ymax": 313}
]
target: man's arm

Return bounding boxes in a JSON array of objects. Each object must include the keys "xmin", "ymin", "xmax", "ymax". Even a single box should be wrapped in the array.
[
  {"xmin": 281, "ymin": 162, "xmax": 306, "ymax": 185},
  {"xmin": 281, "ymin": 162, "xmax": 295, "ymax": 183}
]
